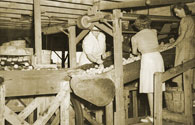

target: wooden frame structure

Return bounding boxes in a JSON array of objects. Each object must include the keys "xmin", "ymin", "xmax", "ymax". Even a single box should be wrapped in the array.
[
  {"xmin": 1, "ymin": 0, "xmax": 195, "ymax": 125},
  {"xmin": 154, "ymin": 58, "xmax": 195, "ymax": 125},
  {"xmin": 0, "ymin": 71, "xmax": 70, "ymax": 125}
]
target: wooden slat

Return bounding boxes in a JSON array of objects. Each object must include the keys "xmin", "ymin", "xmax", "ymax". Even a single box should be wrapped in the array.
[
  {"xmin": 41, "ymin": 0, "xmax": 91, "ymax": 10},
  {"xmin": 42, "ymin": 24, "xmax": 69, "ymax": 35},
  {"xmin": 34, "ymin": 82, "xmax": 69, "ymax": 125},
  {"xmin": 0, "ymin": 84, "xmax": 5, "ymax": 125},
  {"xmin": 51, "ymin": 109, "xmax": 60, "ymax": 125},
  {"xmin": 122, "ymin": 13, "xmax": 179, "ymax": 22},
  {"xmin": 18, "ymin": 98, "xmax": 38, "ymax": 120},
  {"xmin": 0, "ymin": 2, "xmax": 88, "ymax": 15},
  {"xmin": 0, "ymin": 13, "xmax": 21, "ymax": 18},
  {"xmin": 60, "ymin": 82, "xmax": 70, "ymax": 125},
  {"xmin": 3, "ymin": 0, "xmax": 90, "ymax": 10},
  {"xmin": 97, "ymin": 0, "xmax": 194, "ymax": 10},
  {"xmin": 83, "ymin": 110, "xmax": 101, "ymax": 125},
  {"xmin": 41, "ymin": 6, "xmax": 87, "ymax": 15},
  {"xmin": 5, "ymin": 106, "xmax": 29, "ymax": 125},
  {"xmin": 0, "ymin": 8, "xmax": 32, "ymax": 15}
]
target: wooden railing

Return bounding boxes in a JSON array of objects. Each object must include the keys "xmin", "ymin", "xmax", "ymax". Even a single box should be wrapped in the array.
[{"xmin": 154, "ymin": 58, "xmax": 195, "ymax": 125}]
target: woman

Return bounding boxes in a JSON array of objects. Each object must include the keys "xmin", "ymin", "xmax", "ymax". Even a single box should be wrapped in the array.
[
  {"xmin": 171, "ymin": 3, "xmax": 195, "ymax": 90},
  {"xmin": 131, "ymin": 15, "xmax": 165, "ymax": 122},
  {"xmin": 79, "ymin": 26, "xmax": 106, "ymax": 66}
]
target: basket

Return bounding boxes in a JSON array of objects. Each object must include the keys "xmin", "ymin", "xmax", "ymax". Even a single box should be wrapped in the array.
[{"xmin": 165, "ymin": 87, "xmax": 184, "ymax": 113}]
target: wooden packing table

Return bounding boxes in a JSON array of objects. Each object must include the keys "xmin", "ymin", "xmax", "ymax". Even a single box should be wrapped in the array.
[{"xmin": 0, "ymin": 69, "xmax": 70, "ymax": 97}]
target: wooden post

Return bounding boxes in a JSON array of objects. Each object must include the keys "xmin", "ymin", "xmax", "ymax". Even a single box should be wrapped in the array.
[
  {"xmin": 132, "ymin": 91, "xmax": 138, "ymax": 118},
  {"xmin": 60, "ymin": 81, "xmax": 70, "ymax": 125},
  {"xmin": 0, "ymin": 83, "xmax": 5, "ymax": 125},
  {"xmin": 95, "ymin": 110, "xmax": 103, "ymax": 124},
  {"xmin": 34, "ymin": 0, "xmax": 42, "ymax": 64},
  {"xmin": 154, "ymin": 72, "xmax": 163, "ymax": 125},
  {"xmin": 106, "ymin": 102, "xmax": 113, "ymax": 125},
  {"xmin": 113, "ymin": 9, "xmax": 125, "ymax": 125},
  {"xmin": 68, "ymin": 20, "xmax": 76, "ymax": 68},
  {"xmin": 183, "ymin": 69, "xmax": 193, "ymax": 125}
]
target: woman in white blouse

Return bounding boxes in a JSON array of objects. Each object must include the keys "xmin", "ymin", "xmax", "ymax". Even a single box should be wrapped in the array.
[
  {"xmin": 131, "ymin": 15, "xmax": 165, "ymax": 123},
  {"xmin": 79, "ymin": 27, "xmax": 106, "ymax": 66}
]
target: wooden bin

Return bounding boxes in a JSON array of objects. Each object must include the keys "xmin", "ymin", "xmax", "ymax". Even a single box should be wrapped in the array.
[{"xmin": 164, "ymin": 88, "xmax": 184, "ymax": 113}]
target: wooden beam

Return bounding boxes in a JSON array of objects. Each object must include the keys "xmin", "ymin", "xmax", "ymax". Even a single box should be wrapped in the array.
[
  {"xmin": 0, "ymin": 83, "xmax": 5, "ymax": 125},
  {"xmin": 0, "ymin": 70, "xmax": 70, "ymax": 97},
  {"xmin": 97, "ymin": 0, "xmax": 194, "ymax": 10},
  {"xmin": 0, "ymin": 2, "xmax": 88, "ymax": 15},
  {"xmin": 113, "ymin": 9, "xmax": 125, "ymax": 125},
  {"xmin": 94, "ymin": 22, "xmax": 113, "ymax": 36},
  {"xmin": 161, "ymin": 58, "xmax": 195, "ymax": 82},
  {"xmin": 18, "ymin": 98, "xmax": 38, "ymax": 120},
  {"xmin": 162, "ymin": 109, "xmax": 187, "ymax": 123},
  {"xmin": 1, "ymin": 0, "xmax": 91, "ymax": 9},
  {"xmin": 76, "ymin": 30, "xmax": 90, "ymax": 44},
  {"xmin": 68, "ymin": 21, "xmax": 77, "ymax": 68},
  {"xmin": 34, "ymin": 0, "xmax": 42, "ymax": 64},
  {"xmin": 42, "ymin": 24, "xmax": 68, "ymax": 35},
  {"xmin": 83, "ymin": 110, "xmax": 101, "ymax": 125},
  {"xmin": 53, "ymin": 0, "xmax": 93, "ymax": 5},
  {"xmin": 122, "ymin": 13, "xmax": 179, "ymax": 22}
]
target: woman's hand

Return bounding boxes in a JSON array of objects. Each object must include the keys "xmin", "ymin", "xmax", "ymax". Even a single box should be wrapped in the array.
[
  {"xmin": 169, "ymin": 38, "xmax": 175, "ymax": 43},
  {"xmin": 96, "ymin": 58, "xmax": 103, "ymax": 64},
  {"xmin": 102, "ymin": 51, "xmax": 112, "ymax": 59}
]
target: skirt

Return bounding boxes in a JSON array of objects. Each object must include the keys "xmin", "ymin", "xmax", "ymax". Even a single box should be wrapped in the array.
[{"xmin": 139, "ymin": 52, "xmax": 165, "ymax": 93}]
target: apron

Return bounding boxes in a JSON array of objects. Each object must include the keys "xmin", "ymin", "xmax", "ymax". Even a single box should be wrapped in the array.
[{"xmin": 140, "ymin": 52, "xmax": 165, "ymax": 93}]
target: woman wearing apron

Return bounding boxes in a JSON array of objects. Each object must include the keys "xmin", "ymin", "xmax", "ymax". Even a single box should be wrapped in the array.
[
  {"xmin": 171, "ymin": 3, "xmax": 195, "ymax": 90},
  {"xmin": 131, "ymin": 15, "xmax": 165, "ymax": 123},
  {"xmin": 79, "ymin": 27, "xmax": 106, "ymax": 66}
]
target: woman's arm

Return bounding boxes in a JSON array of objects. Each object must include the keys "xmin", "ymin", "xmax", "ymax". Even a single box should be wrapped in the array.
[
  {"xmin": 131, "ymin": 36, "xmax": 139, "ymax": 55},
  {"xmin": 86, "ymin": 54, "xmax": 102, "ymax": 64},
  {"xmin": 171, "ymin": 19, "xmax": 188, "ymax": 47}
]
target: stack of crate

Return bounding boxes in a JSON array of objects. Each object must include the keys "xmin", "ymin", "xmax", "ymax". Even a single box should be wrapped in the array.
[{"xmin": 0, "ymin": 40, "xmax": 33, "ymax": 70}]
